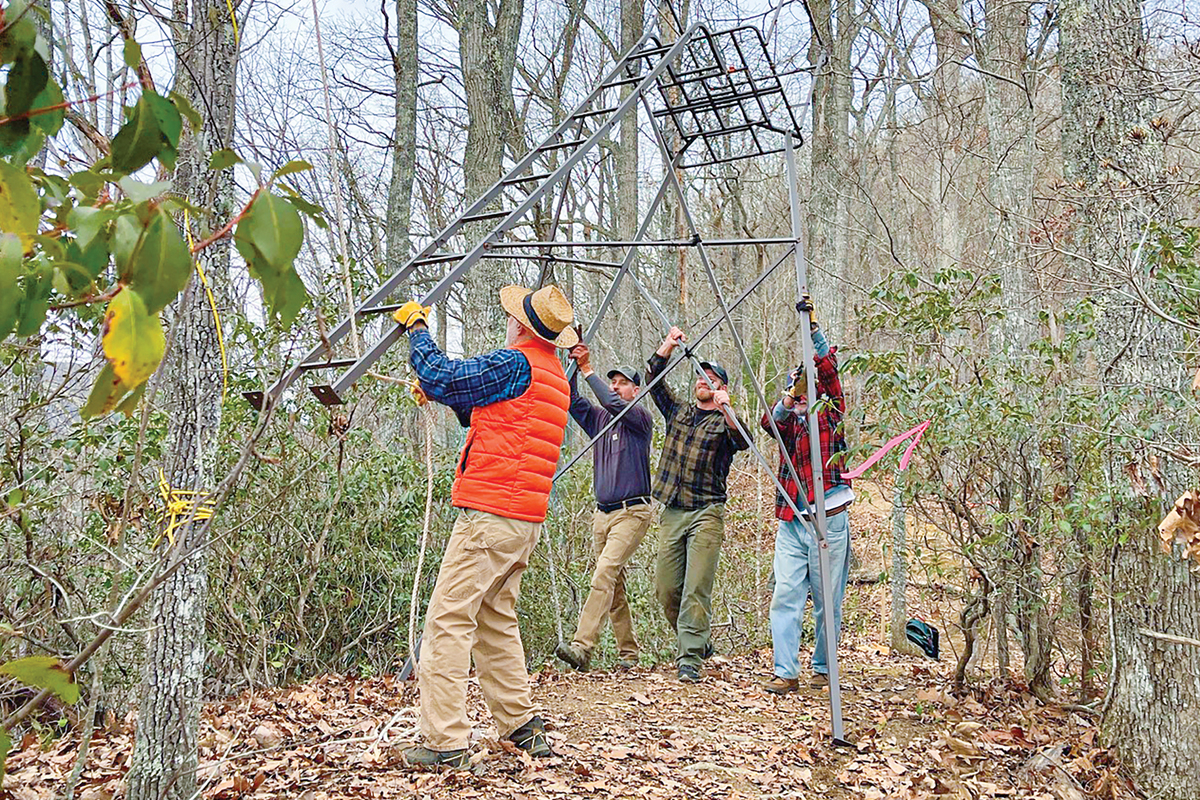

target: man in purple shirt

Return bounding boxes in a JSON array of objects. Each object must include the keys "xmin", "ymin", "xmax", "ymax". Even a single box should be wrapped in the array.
[{"xmin": 554, "ymin": 343, "xmax": 654, "ymax": 671}]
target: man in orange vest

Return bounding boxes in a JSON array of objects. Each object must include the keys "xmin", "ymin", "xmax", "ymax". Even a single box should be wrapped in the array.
[{"xmin": 391, "ymin": 285, "xmax": 577, "ymax": 769}]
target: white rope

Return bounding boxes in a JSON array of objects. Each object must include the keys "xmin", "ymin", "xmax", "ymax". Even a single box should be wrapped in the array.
[
  {"xmin": 407, "ymin": 401, "xmax": 436, "ymax": 673},
  {"xmin": 309, "ymin": 0, "xmax": 359, "ymax": 354}
]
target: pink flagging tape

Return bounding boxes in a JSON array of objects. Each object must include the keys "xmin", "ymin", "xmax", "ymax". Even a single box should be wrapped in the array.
[{"xmin": 841, "ymin": 420, "xmax": 931, "ymax": 481}]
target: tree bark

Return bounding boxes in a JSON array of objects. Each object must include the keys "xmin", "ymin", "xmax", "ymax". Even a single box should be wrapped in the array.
[
  {"xmin": 457, "ymin": 0, "xmax": 523, "ymax": 352},
  {"xmin": 126, "ymin": 2, "xmax": 236, "ymax": 798},
  {"xmin": 805, "ymin": 0, "xmax": 855, "ymax": 339},
  {"xmin": 980, "ymin": 0, "xmax": 1036, "ymax": 350},
  {"xmin": 385, "ymin": 0, "xmax": 418, "ymax": 274},
  {"xmin": 928, "ymin": 5, "xmax": 965, "ymax": 276},
  {"xmin": 1060, "ymin": 0, "xmax": 1200, "ymax": 793},
  {"xmin": 1107, "ymin": 520, "xmax": 1200, "ymax": 797},
  {"xmin": 617, "ymin": 0, "xmax": 642, "ymax": 243}
]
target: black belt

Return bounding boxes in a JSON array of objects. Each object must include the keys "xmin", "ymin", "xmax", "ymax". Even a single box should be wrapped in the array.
[{"xmin": 597, "ymin": 496, "xmax": 652, "ymax": 513}]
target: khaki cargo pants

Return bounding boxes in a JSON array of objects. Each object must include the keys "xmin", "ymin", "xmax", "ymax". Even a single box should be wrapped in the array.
[
  {"xmin": 418, "ymin": 508, "xmax": 540, "ymax": 751},
  {"xmin": 569, "ymin": 503, "xmax": 653, "ymax": 660}
]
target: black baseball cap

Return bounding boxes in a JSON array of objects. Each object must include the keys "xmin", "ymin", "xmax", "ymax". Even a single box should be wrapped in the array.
[
  {"xmin": 606, "ymin": 366, "xmax": 642, "ymax": 386},
  {"xmin": 698, "ymin": 360, "xmax": 729, "ymax": 385}
]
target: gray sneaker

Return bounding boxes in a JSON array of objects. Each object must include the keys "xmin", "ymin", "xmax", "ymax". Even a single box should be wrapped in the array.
[
  {"xmin": 677, "ymin": 664, "xmax": 701, "ymax": 683},
  {"xmin": 402, "ymin": 745, "xmax": 469, "ymax": 769}
]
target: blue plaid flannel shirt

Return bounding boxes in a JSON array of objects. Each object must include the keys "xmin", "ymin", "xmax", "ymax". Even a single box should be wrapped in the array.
[{"xmin": 407, "ymin": 329, "xmax": 531, "ymax": 420}]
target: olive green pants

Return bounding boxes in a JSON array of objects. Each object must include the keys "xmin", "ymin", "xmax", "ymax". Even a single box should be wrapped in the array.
[{"xmin": 656, "ymin": 503, "xmax": 725, "ymax": 667}]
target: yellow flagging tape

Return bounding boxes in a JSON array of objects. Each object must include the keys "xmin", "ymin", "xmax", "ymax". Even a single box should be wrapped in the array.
[
  {"xmin": 155, "ymin": 470, "xmax": 215, "ymax": 547},
  {"xmin": 183, "ymin": 209, "xmax": 229, "ymax": 404},
  {"xmin": 226, "ymin": 0, "xmax": 240, "ymax": 45}
]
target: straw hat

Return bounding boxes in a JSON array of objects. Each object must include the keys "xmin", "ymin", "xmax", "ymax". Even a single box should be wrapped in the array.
[{"xmin": 499, "ymin": 284, "xmax": 579, "ymax": 348}]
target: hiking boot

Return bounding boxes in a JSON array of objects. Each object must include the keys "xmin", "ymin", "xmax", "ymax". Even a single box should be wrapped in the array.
[
  {"xmin": 507, "ymin": 715, "xmax": 553, "ymax": 758},
  {"xmin": 554, "ymin": 642, "xmax": 589, "ymax": 671},
  {"xmin": 677, "ymin": 664, "xmax": 701, "ymax": 683},
  {"xmin": 616, "ymin": 656, "xmax": 639, "ymax": 670},
  {"xmin": 809, "ymin": 672, "xmax": 829, "ymax": 689},
  {"xmin": 402, "ymin": 745, "xmax": 469, "ymax": 769},
  {"xmin": 763, "ymin": 676, "xmax": 799, "ymax": 695}
]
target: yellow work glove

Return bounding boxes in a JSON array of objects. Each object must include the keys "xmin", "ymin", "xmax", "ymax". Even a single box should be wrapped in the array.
[
  {"xmin": 393, "ymin": 300, "xmax": 431, "ymax": 331},
  {"xmin": 411, "ymin": 382, "xmax": 428, "ymax": 406},
  {"xmin": 797, "ymin": 292, "xmax": 817, "ymax": 328},
  {"xmin": 788, "ymin": 369, "xmax": 808, "ymax": 399}
]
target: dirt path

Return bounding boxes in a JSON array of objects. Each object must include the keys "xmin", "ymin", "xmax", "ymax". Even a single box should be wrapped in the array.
[
  {"xmin": 3, "ymin": 478, "xmax": 1134, "ymax": 799},
  {"xmin": 4, "ymin": 639, "xmax": 1130, "ymax": 800}
]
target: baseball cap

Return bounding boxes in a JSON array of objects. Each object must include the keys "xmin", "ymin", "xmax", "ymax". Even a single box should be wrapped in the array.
[
  {"xmin": 606, "ymin": 365, "xmax": 642, "ymax": 386},
  {"xmin": 698, "ymin": 360, "xmax": 729, "ymax": 385}
]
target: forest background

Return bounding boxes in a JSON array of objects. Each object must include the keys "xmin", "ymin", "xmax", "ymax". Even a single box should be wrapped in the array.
[{"xmin": 1, "ymin": 0, "xmax": 1199, "ymax": 798}]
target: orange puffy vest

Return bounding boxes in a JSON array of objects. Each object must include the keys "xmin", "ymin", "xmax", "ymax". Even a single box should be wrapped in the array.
[{"xmin": 450, "ymin": 338, "xmax": 569, "ymax": 522}]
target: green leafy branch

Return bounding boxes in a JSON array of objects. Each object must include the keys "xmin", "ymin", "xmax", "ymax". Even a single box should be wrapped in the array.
[
  {"xmin": 0, "ymin": 1, "xmax": 324, "ymax": 420},
  {"xmin": 0, "ymin": 656, "xmax": 80, "ymax": 780}
]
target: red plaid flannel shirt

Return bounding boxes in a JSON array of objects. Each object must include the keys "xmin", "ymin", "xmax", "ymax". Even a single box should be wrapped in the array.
[{"xmin": 759, "ymin": 347, "xmax": 849, "ymax": 522}]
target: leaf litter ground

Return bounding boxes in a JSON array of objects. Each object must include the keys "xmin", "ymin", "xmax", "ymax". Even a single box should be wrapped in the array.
[{"xmin": 3, "ymin": 478, "xmax": 1140, "ymax": 799}]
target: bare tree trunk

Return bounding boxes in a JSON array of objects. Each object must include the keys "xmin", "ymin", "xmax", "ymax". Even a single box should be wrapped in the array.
[
  {"xmin": 980, "ymin": 0, "xmax": 1035, "ymax": 350},
  {"xmin": 385, "ymin": 0, "xmax": 418, "ymax": 274},
  {"xmin": 126, "ymin": 2, "xmax": 237, "ymax": 798},
  {"xmin": 973, "ymin": 0, "xmax": 1056, "ymax": 696},
  {"xmin": 617, "ymin": 0, "xmax": 642, "ymax": 243},
  {"xmin": 652, "ymin": 0, "xmax": 689, "ymax": 317},
  {"xmin": 457, "ymin": 0, "xmax": 523, "ymax": 351},
  {"xmin": 619, "ymin": 0, "xmax": 643, "ymax": 355},
  {"xmin": 805, "ymin": 0, "xmax": 855, "ymax": 340},
  {"xmin": 928, "ymin": 5, "xmax": 965, "ymax": 275},
  {"xmin": 1107, "ymin": 521, "xmax": 1200, "ymax": 797},
  {"xmin": 1060, "ymin": 0, "xmax": 1200, "ymax": 793}
]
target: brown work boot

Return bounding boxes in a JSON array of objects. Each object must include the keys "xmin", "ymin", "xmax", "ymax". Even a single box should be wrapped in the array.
[
  {"xmin": 809, "ymin": 672, "xmax": 829, "ymax": 689},
  {"xmin": 402, "ymin": 745, "xmax": 469, "ymax": 769},
  {"xmin": 763, "ymin": 675, "xmax": 799, "ymax": 695},
  {"xmin": 554, "ymin": 642, "xmax": 589, "ymax": 671}
]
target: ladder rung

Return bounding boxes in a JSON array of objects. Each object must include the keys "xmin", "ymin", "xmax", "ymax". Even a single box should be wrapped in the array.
[
  {"xmin": 601, "ymin": 75, "xmax": 643, "ymax": 89},
  {"xmin": 360, "ymin": 303, "xmax": 405, "ymax": 315},
  {"xmin": 299, "ymin": 357, "xmax": 358, "ymax": 371},
  {"xmin": 667, "ymin": 64, "xmax": 726, "ymax": 81},
  {"xmin": 501, "ymin": 172, "xmax": 553, "ymax": 185},
  {"xmin": 461, "ymin": 209, "xmax": 511, "ymax": 224},
  {"xmin": 572, "ymin": 105, "xmax": 618, "ymax": 120},
  {"xmin": 628, "ymin": 45, "xmax": 672, "ymax": 60},
  {"xmin": 412, "ymin": 253, "xmax": 463, "ymax": 265},
  {"xmin": 310, "ymin": 384, "xmax": 345, "ymax": 406},
  {"xmin": 536, "ymin": 138, "xmax": 587, "ymax": 152}
]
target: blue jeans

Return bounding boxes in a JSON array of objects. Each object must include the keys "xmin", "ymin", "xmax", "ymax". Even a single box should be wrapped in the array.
[{"xmin": 770, "ymin": 509, "xmax": 851, "ymax": 678}]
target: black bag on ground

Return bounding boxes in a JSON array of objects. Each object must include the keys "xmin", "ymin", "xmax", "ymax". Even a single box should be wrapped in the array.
[{"xmin": 905, "ymin": 618, "xmax": 939, "ymax": 659}]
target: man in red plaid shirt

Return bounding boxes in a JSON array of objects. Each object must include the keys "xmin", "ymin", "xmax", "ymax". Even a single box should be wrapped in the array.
[{"xmin": 759, "ymin": 302, "xmax": 853, "ymax": 694}]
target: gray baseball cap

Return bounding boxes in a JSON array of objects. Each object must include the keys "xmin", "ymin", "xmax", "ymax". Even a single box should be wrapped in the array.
[{"xmin": 606, "ymin": 365, "xmax": 642, "ymax": 385}]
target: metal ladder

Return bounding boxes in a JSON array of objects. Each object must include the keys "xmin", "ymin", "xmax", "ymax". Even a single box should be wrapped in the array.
[{"xmin": 245, "ymin": 24, "xmax": 714, "ymax": 410}]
